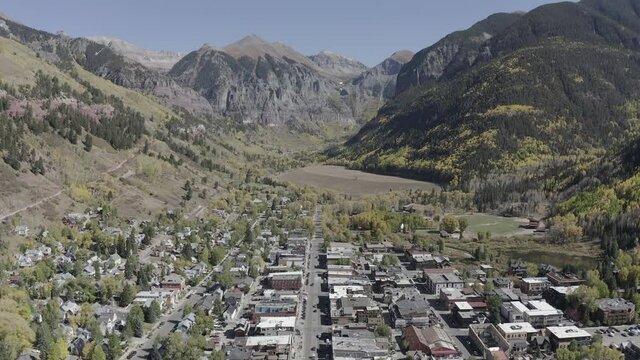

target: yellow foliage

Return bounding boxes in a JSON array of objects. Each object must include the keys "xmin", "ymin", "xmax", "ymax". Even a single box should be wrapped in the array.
[
  {"xmin": 69, "ymin": 183, "xmax": 92, "ymax": 203},
  {"xmin": 482, "ymin": 104, "xmax": 539, "ymax": 117}
]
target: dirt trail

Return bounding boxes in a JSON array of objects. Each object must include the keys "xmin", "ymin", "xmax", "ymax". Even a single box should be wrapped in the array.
[{"xmin": 0, "ymin": 155, "xmax": 134, "ymax": 222}]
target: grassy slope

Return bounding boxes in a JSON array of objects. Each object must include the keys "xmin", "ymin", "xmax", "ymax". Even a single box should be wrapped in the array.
[{"xmin": 0, "ymin": 37, "xmax": 223, "ymax": 236}]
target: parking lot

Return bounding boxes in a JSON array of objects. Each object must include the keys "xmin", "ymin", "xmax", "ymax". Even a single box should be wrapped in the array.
[{"xmin": 585, "ymin": 324, "xmax": 640, "ymax": 346}]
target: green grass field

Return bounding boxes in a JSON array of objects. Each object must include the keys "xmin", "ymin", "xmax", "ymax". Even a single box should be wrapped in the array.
[{"xmin": 462, "ymin": 213, "xmax": 528, "ymax": 236}]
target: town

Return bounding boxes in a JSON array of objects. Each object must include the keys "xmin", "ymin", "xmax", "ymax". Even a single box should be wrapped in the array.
[{"xmin": 3, "ymin": 179, "xmax": 639, "ymax": 360}]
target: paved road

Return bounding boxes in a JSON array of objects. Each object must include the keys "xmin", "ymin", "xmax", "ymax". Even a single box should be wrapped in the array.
[{"xmin": 296, "ymin": 206, "xmax": 326, "ymax": 360}]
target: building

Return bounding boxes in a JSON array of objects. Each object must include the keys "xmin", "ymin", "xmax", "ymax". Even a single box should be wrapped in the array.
[
  {"xmin": 520, "ymin": 277, "xmax": 551, "ymax": 295},
  {"xmin": 496, "ymin": 322, "xmax": 538, "ymax": 341},
  {"xmin": 596, "ymin": 298, "xmax": 635, "ymax": 326},
  {"xmin": 543, "ymin": 286, "xmax": 579, "ymax": 310},
  {"xmin": 403, "ymin": 325, "xmax": 460, "ymax": 358},
  {"xmin": 425, "ymin": 270, "xmax": 464, "ymax": 294},
  {"xmin": 440, "ymin": 288, "xmax": 483, "ymax": 310},
  {"xmin": 243, "ymin": 334, "xmax": 292, "ymax": 354},
  {"xmin": 160, "ymin": 273, "xmax": 185, "ymax": 291},
  {"xmin": 547, "ymin": 272, "xmax": 586, "ymax": 287},
  {"xmin": 267, "ymin": 271, "xmax": 302, "ymax": 290},
  {"xmin": 500, "ymin": 301, "xmax": 564, "ymax": 328},
  {"xmin": 392, "ymin": 294, "xmax": 433, "ymax": 327},
  {"xmin": 255, "ymin": 316, "xmax": 296, "ymax": 336},
  {"xmin": 545, "ymin": 326, "xmax": 592, "ymax": 350},
  {"xmin": 408, "ymin": 250, "xmax": 450, "ymax": 269},
  {"xmin": 469, "ymin": 323, "xmax": 512, "ymax": 360},
  {"xmin": 333, "ymin": 296, "xmax": 382, "ymax": 326},
  {"xmin": 14, "ymin": 225, "xmax": 29, "ymax": 237},
  {"xmin": 332, "ymin": 336, "xmax": 391, "ymax": 360},
  {"xmin": 253, "ymin": 300, "xmax": 297, "ymax": 321}
]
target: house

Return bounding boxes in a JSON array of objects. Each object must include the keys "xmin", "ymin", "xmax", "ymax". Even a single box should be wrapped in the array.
[
  {"xmin": 97, "ymin": 310, "xmax": 121, "ymax": 334},
  {"xmin": 403, "ymin": 325, "xmax": 461, "ymax": 358},
  {"xmin": 470, "ymin": 269, "xmax": 487, "ymax": 280},
  {"xmin": 224, "ymin": 287, "xmax": 244, "ymax": 306},
  {"xmin": 425, "ymin": 270, "xmax": 464, "ymax": 294},
  {"xmin": 70, "ymin": 328, "xmax": 92, "ymax": 356},
  {"xmin": 223, "ymin": 302, "xmax": 239, "ymax": 321},
  {"xmin": 489, "ymin": 277, "xmax": 514, "ymax": 289},
  {"xmin": 595, "ymin": 298, "xmax": 635, "ymax": 326},
  {"xmin": 175, "ymin": 312, "xmax": 196, "ymax": 333},
  {"xmin": 15, "ymin": 225, "xmax": 29, "ymax": 237},
  {"xmin": 509, "ymin": 262, "xmax": 528, "ymax": 277},
  {"xmin": 61, "ymin": 301, "xmax": 81, "ymax": 318},
  {"xmin": 545, "ymin": 326, "xmax": 592, "ymax": 350},
  {"xmin": 233, "ymin": 319, "xmax": 250, "ymax": 337},
  {"xmin": 108, "ymin": 253, "xmax": 123, "ymax": 268}
]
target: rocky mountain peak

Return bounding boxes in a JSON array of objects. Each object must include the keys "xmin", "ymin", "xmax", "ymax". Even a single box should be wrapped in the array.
[
  {"xmin": 308, "ymin": 50, "xmax": 368, "ymax": 79},
  {"xmin": 87, "ymin": 36, "xmax": 186, "ymax": 73}
]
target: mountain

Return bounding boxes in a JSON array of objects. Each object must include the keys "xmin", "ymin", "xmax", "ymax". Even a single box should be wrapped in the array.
[
  {"xmin": 169, "ymin": 35, "xmax": 364, "ymax": 126},
  {"xmin": 352, "ymin": 50, "xmax": 414, "ymax": 100},
  {"xmin": 395, "ymin": 12, "xmax": 522, "ymax": 94},
  {"xmin": 309, "ymin": 50, "xmax": 368, "ymax": 79},
  {"xmin": 337, "ymin": 0, "xmax": 640, "ymax": 185},
  {"xmin": 87, "ymin": 36, "xmax": 185, "ymax": 73},
  {"xmin": 0, "ymin": 15, "xmax": 214, "ymax": 114}
]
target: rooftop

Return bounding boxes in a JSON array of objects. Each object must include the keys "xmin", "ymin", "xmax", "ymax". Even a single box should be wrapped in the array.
[
  {"xmin": 497, "ymin": 322, "xmax": 537, "ymax": 335},
  {"xmin": 245, "ymin": 335, "xmax": 292, "ymax": 347},
  {"xmin": 256, "ymin": 316, "xmax": 296, "ymax": 329},
  {"xmin": 546, "ymin": 326, "xmax": 591, "ymax": 340},
  {"xmin": 597, "ymin": 298, "xmax": 635, "ymax": 311}
]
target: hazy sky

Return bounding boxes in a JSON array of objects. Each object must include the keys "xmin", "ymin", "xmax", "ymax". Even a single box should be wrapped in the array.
[{"xmin": 2, "ymin": 0, "xmax": 567, "ymax": 66}]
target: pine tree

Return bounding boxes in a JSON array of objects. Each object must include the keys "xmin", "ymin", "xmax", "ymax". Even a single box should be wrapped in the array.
[{"xmin": 84, "ymin": 134, "xmax": 93, "ymax": 152}]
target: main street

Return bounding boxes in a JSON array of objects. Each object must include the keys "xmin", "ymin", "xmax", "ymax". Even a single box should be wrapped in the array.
[{"xmin": 295, "ymin": 205, "xmax": 329, "ymax": 360}]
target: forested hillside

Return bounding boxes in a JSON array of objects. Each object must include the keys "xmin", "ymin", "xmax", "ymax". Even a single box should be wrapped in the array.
[{"xmin": 338, "ymin": 0, "xmax": 640, "ymax": 189}]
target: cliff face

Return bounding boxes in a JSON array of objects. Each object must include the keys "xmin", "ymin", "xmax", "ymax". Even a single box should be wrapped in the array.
[
  {"xmin": 352, "ymin": 50, "xmax": 414, "ymax": 100},
  {"xmin": 169, "ymin": 37, "xmax": 362, "ymax": 125},
  {"xmin": 395, "ymin": 12, "xmax": 522, "ymax": 94}
]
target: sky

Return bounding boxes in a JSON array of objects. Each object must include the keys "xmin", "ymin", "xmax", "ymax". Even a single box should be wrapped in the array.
[{"xmin": 2, "ymin": 0, "xmax": 567, "ymax": 66}]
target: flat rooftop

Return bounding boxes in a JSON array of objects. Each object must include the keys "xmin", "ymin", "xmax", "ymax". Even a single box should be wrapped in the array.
[
  {"xmin": 498, "ymin": 322, "xmax": 537, "ymax": 335},
  {"xmin": 245, "ymin": 335, "xmax": 292, "ymax": 347},
  {"xmin": 546, "ymin": 326, "xmax": 591, "ymax": 340},
  {"xmin": 257, "ymin": 316, "xmax": 296, "ymax": 329}
]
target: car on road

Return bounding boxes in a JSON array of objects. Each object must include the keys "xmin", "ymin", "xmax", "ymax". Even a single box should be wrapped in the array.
[{"xmin": 126, "ymin": 352, "xmax": 137, "ymax": 359}]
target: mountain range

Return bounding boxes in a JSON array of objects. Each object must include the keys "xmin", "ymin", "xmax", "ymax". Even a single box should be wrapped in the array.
[{"xmin": 0, "ymin": 15, "xmax": 413, "ymax": 128}]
